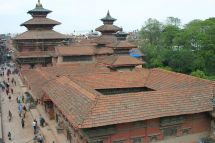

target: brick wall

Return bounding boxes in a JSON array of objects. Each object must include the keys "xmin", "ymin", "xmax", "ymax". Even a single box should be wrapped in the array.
[{"xmin": 83, "ymin": 112, "xmax": 211, "ymax": 143}]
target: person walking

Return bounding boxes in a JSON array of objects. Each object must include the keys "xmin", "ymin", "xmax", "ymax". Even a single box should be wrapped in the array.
[
  {"xmin": 22, "ymin": 95, "xmax": 24, "ymax": 103},
  {"xmin": 18, "ymin": 104, "xmax": 23, "ymax": 117},
  {"xmin": 37, "ymin": 134, "xmax": 45, "ymax": 143},
  {"xmin": 32, "ymin": 120, "xmax": 37, "ymax": 134},
  {"xmin": 10, "ymin": 88, "xmax": 13, "ymax": 94},
  {"xmin": 8, "ymin": 132, "xmax": 11, "ymax": 140},
  {"xmin": 21, "ymin": 118, "xmax": 25, "ymax": 128},
  {"xmin": 8, "ymin": 110, "xmax": 12, "ymax": 122},
  {"xmin": 8, "ymin": 95, "xmax": 11, "ymax": 101}
]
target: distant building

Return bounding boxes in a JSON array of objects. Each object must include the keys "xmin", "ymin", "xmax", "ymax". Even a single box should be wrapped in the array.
[{"xmin": 14, "ymin": 0, "xmax": 71, "ymax": 69}]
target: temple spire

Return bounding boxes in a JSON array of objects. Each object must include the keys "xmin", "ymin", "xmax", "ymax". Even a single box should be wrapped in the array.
[
  {"xmin": 101, "ymin": 10, "xmax": 117, "ymax": 24},
  {"xmin": 36, "ymin": 0, "xmax": 43, "ymax": 8}
]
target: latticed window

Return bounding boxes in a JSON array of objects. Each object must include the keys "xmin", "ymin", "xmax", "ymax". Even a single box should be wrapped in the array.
[
  {"xmin": 112, "ymin": 139, "xmax": 126, "ymax": 143},
  {"xmin": 160, "ymin": 115, "xmax": 185, "ymax": 126},
  {"xmin": 92, "ymin": 141, "xmax": 103, "ymax": 143},
  {"xmin": 149, "ymin": 135, "xmax": 158, "ymax": 142},
  {"xmin": 63, "ymin": 56, "xmax": 93, "ymax": 62},
  {"xmin": 181, "ymin": 128, "xmax": 191, "ymax": 135},
  {"xmin": 162, "ymin": 127, "xmax": 177, "ymax": 138},
  {"xmin": 131, "ymin": 137, "xmax": 144, "ymax": 143}
]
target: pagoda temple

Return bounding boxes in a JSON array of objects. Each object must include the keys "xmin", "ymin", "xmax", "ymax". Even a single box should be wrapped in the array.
[
  {"xmin": 107, "ymin": 31, "xmax": 137, "ymax": 55},
  {"xmin": 14, "ymin": 0, "xmax": 71, "ymax": 69},
  {"xmin": 95, "ymin": 11, "xmax": 122, "ymax": 46}
]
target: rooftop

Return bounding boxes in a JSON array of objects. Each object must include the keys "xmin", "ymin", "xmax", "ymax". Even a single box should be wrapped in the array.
[
  {"xmin": 28, "ymin": 0, "xmax": 52, "ymax": 16},
  {"xmin": 101, "ymin": 11, "xmax": 117, "ymax": 23},
  {"xmin": 99, "ymin": 55, "xmax": 144, "ymax": 67},
  {"xmin": 22, "ymin": 67, "xmax": 215, "ymax": 128},
  {"xmin": 55, "ymin": 46, "xmax": 95, "ymax": 56},
  {"xmin": 21, "ymin": 17, "xmax": 61, "ymax": 26},
  {"xmin": 14, "ymin": 30, "xmax": 71, "ymax": 40}
]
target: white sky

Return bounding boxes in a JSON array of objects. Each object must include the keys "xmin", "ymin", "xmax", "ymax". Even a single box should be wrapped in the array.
[{"xmin": 0, "ymin": 0, "xmax": 215, "ymax": 34}]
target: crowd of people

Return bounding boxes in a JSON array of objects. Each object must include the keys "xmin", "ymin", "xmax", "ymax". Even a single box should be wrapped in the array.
[{"xmin": 0, "ymin": 62, "xmax": 46, "ymax": 143}]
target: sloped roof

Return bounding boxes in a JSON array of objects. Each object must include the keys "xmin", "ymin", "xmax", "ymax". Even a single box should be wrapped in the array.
[
  {"xmin": 42, "ymin": 76, "xmax": 99, "ymax": 128},
  {"xmin": 94, "ymin": 47, "xmax": 113, "ymax": 55},
  {"xmin": 22, "ymin": 69, "xmax": 55, "ymax": 99},
  {"xmin": 107, "ymin": 40, "xmax": 137, "ymax": 49},
  {"xmin": 70, "ymin": 69, "xmax": 149, "ymax": 89},
  {"xmin": 21, "ymin": 17, "xmax": 61, "ymax": 26},
  {"xmin": 101, "ymin": 11, "xmax": 116, "ymax": 22},
  {"xmin": 81, "ymin": 87, "xmax": 213, "ymax": 128},
  {"xmin": 14, "ymin": 30, "xmax": 70, "ymax": 40},
  {"xmin": 100, "ymin": 55, "xmax": 144, "ymax": 67},
  {"xmin": 55, "ymin": 46, "xmax": 95, "ymax": 56},
  {"xmin": 95, "ymin": 35, "xmax": 118, "ymax": 45},
  {"xmin": 22, "ymin": 63, "xmax": 110, "ymax": 98},
  {"xmin": 95, "ymin": 25, "xmax": 121, "ymax": 33},
  {"xmin": 22, "ymin": 66, "xmax": 215, "ymax": 129},
  {"xmin": 145, "ymin": 68, "xmax": 214, "ymax": 90},
  {"xmin": 28, "ymin": 1, "xmax": 52, "ymax": 15}
]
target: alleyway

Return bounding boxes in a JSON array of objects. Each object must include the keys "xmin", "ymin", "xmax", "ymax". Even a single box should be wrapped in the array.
[{"xmin": 0, "ymin": 63, "xmax": 69, "ymax": 143}]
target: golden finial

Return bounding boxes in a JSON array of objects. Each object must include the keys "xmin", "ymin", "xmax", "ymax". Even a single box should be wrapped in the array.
[{"xmin": 36, "ymin": 0, "xmax": 42, "ymax": 8}]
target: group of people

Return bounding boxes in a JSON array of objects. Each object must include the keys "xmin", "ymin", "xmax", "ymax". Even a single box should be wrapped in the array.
[
  {"xmin": 1, "ymin": 62, "xmax": 46, "ymax": 143},
  {"xmin": 0, "ymin": 63, "xmax": 18, "ymax": 141}
]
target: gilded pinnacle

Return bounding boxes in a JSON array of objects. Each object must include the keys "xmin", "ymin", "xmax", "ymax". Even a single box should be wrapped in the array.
[{"xmin": 36, "ymin": 0, "xmax": 43, "ymax": 8}]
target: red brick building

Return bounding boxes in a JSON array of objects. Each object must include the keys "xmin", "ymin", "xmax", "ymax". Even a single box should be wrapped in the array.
[{"xmin": 22, "ymin": 66, "xmax": 214, "ymax": 143}]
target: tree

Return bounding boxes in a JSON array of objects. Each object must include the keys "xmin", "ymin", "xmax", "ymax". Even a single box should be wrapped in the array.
[
  {"xmin": 140, "ymin": 18, "xmax": 163, "ymax": 45},
  {"xmin": 191, "ymin": 70, "xmax": 206, "ymax": 78},
  {"xmin": 161, "ymin": 25, "xmax": 180, "ymax": 48},
  {"xmin": 166, "ymin": 17, "xmax": 181, "ymax": 27}
]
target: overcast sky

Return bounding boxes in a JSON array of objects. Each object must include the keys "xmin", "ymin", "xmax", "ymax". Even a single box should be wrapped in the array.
[{"xmin": 0, "ymin": 0, "xmax": 215, "ymax": 34}]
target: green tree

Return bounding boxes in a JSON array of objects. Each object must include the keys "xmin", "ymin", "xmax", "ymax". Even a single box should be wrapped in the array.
[
  {"xmin": 140, "ymin": 18, "xmax": 163, "ymax": 45},
  {"xmin": 191, "ymin": 70, "xmax": 206, "ymax": 78}
]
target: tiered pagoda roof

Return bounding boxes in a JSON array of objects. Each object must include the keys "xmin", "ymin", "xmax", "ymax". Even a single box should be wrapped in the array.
[
  {"xmin": 99, "ymin": 55, "xmax": 144, "ymax": 68},
  {"xmin": 107, "ymin": 31, "xmax": 137, "ymax": 50},
  {"xmin": 27, "ymin": 0, "xmax": 52, "ymax": 17},
  {"xmin": 95, "ymin": 11, "xmax": 122, "ymax": 45},
  {"xmin": 15, "ymin": 0, "xmax": 69, "ymax": 40}
]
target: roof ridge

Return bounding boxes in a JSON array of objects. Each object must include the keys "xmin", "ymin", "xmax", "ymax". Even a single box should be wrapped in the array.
[{"xmin": 153, "ymin": 68, "xmax": 213, "ymax": 84}]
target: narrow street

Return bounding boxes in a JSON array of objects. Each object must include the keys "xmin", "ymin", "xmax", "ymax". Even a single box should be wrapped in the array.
[
  {"xmin": 0, "ymin": 65, "xmax": 35, "ymax": 143},
  {"xmin": 0, "ymin": 63, "xmax": 69, "ymax": 143}
]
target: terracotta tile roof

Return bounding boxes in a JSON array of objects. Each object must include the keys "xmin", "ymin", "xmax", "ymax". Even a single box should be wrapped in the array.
[
  {"xmin": 145, "ymin": 68, "xmax": 214, "ymax": 90},
  {"xmin": 95, "ymin": 25, "xmax": 121, "ymax": 33},
  {"xmin": 71, "ymin": 69, "xmax": 150, "ymax": 89},
  {"xmin": 107, "ymin": 40, "xmax": 137, "ymax": 49},
  {"xmin": 22, "ymin": 66, "xmax": 215, "ymax": 129},
  {"xmin": 94, "ymin": 47, "xmax": 113, "ymax": 55},
  {"xmin": 41, "ymin": 63, "xmax": 110, "ymax": 75},
  {"xmin": 22, "ymin": 63, "xmax": 110, "ymax": 98},
  {"xmin": 42, "ymin": 76, "xmax": 100, "ymax": 128},
  {"xmin": 95, "ymin": 35, "xmax": 117, "ymax": 45},
  {"xmin": 56, "ymin": 44, "xmax": 113, "ymax": 56},
  {"xmin": 100, "ymin": 55, "xmax": 144, "ymax": 67},
  {"xmin": 14, "ymin": 30, "xmax": 71, "ymax": 40},
  {"xmin": 22, "ymin": 69, "xmax": 55, "ymax": 99},
  {"xmin": 55, "ymin": 46, "xmax": 95, "ymax": 56},
  {"xmin": 21, "ymin": 17, "xmax": 61, "ymax": 26},
  {"xmin": 81, "ymin": 87, "xmax": 213, "ymax": 128},
  {"xmin": 73, "ymin": 40, "xmax": 97, "ymax": 46},
  {"xmin": 16, "ymin": 51, "xmax": 54, "ymax": 58}
]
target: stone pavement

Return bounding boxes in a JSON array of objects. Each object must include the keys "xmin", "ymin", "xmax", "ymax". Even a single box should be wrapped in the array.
[
  {"xmin": 0, "ymin": 65, "xmax": 69, "ymax": 143},
  {"xmin": 1, "ymin": 73, "xmax": 35, "ymax": 143}
]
